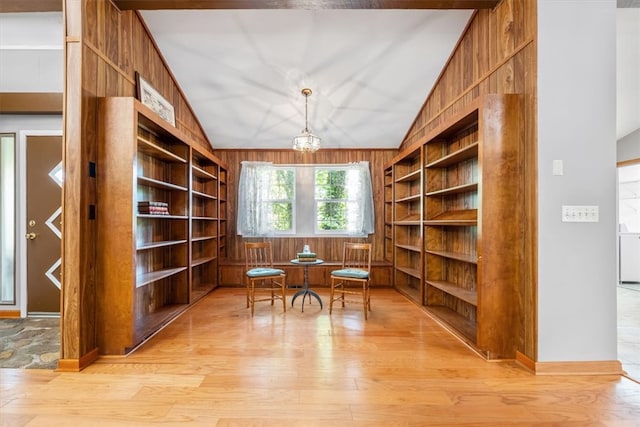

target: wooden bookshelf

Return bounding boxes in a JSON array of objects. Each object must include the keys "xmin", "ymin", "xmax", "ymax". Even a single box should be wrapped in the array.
[
  {"xmin": 385, "ymin": 94, "xmax": 524, "ymax": 359},
  {"xmin": 96, "ymin": 97, "xmax": 227, "ymax": 355}
]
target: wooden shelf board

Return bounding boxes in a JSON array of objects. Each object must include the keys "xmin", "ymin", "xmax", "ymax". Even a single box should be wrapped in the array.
[
  {"xmin": 395, "ymin": 220, "xmax": 421, "ymax": 226},
  {"xmin": 137, "ymin": 239, "xmax": 188, "ymax": 250},
  {"xmin": 191, "ymin": 256, "xmax": 216, "ymax": 268},
  {"xmin": 191, "ymin": 285, "xmax": 216, "ymax": 303},
  {"xmin": 425, "ymin": 280, "xmax": 477, "ymax": 306},
  {"xmin": 395, "ymin": 168, "xmax": 421, "ymax": 183},
  {"xmin": 192, "ymin": 165, "xmax": 217, "ymax": 180},
  {"xmin": 136, "ymin": 266, "xmax": 188, "ymax": 288},
  {"xmin": 425, "ymin": 142, "xmax": 479, "ymax": 168},
  {"xmin": 395, "ymin": 243, "xmax": 421, "ymax": 252},
  {"xmin": 395, "ymin": 193, "xmax": 421, "ymax": 203},
  {"xmin": 426, "ymin": 182, "xmax": 478, "ymax": 197},
  {"xmin": 133, "ymin": 303, "xmax": 189, "ymax": 346},
  {"xmin": 425, "ymin": 249, "xmax": 477, "ymax": 264},
  {"xmin": 138, "ymin": 175, "xmax": 188, "ymax": 192},
  {"xmin": 425, "ymin": 209, "xmax": 477, "ymax": 225},
  {"xmin": 396, "ymin": 266, "xmax": 421, "ymax": 279},
  {"xmin": 137, "ymin": 136, "xmax": 187, "ymax": 163},
  {"xmin": 138, "ymin": 214, "xmax": 188, "ymax": 220},
  {"xmin": 192, "ymin": 216, "xmax": 217, "ymax": 221},
  {"xmin": 395, "ymin": 283, "xmax": 421, "ymax": 303},
  {"xmin": 425, "ymin": 305, "xmax": 477, "ymax": 343},
  {"xmin": 192, "ymin": 235, "xmax": 217, "ymax": 242},
  {"xmin": 192, "ymin": 190, "xmax": 217, "ymax": 200}
]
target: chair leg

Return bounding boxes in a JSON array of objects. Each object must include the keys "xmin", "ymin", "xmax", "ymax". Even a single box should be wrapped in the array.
[
  {"xmin": 246, "ymin": 278, "xmax": 250, "ymax": 309},
  {"xmin": 250, "ymin": 281, "xmax": 256, "ymax": 317},
  {"xmin": 282, "ymin": 278, "xmax": 287, "ymax": 312},
  {"xmin": 362, "ymin": 282, "xmax": 368, "ymax": 320},
  {"xmin": 329, "ymin": 278, "xmax": 334, "ymax": 314}
]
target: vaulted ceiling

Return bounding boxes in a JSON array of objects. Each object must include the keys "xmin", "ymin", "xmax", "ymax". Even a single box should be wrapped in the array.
[{"xmin": 1, "ymin": 1, "xmax": 638, "ymax": 148}]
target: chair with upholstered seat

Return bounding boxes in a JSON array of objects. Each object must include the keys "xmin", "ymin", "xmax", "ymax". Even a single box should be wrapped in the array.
[
  {"xmin": 329, "ymin": 242, "xmax": 372, "ymax": 319},
  {"xmin": 244, "ymin": 241, "xmax": 287, "ymax": 316}
]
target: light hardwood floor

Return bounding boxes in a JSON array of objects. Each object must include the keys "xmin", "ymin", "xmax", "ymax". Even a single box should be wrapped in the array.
[{"xmin": 1, "ymin": 288, "xmax": 640, "ymax": 426}]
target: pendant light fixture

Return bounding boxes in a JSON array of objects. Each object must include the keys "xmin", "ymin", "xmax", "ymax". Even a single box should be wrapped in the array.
[{"xmin": 292, "ymin": 88, "xmax": 321, "ymax": 152}]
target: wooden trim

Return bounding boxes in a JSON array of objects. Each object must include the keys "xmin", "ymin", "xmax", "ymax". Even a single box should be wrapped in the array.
[
  {"xmin": 534, "ymin": 360, "xmax": 623, "ymax": 376},
  {"xmin": 0, "ymin": 310, "xmax": 21, "ymax": 318},
  {"xmin": 617, "ymin": 158, "xmax": 640, "ymax": 168},
  {"xmin": 113, "ymin": 0, "xmax": 500, "ymax": 10},
  {"xmin": 84, "ymin": 40, "xmax": 136, "ymax": 85},
  {"xmin": 515, "ymin": 351, "xmax": 535, "ymax": 373},
  {"xmin": 0, "ymin": 93, "xmax": 63, "ymax": 114},
  {"xmin": 56, "ymin": 348, "xmax": 100, "ymax": 372},
  {"xmin": 0, "ymin": 0, "xmax": 61, "ymax": 12}
]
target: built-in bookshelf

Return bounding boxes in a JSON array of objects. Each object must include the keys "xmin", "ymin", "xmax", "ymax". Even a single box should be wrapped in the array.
[
  {"xmin": 97, "ymin": 97, "xmax": 226, "ymax": 355},
  {"xmin": 385, "ymin": 94, "xmax": 524, "ymax": 359},
  {"xmin": 391, "ymin": 146, "xmax": 423, "ymax": 303},
  {"xmin": 383, "ymin": 166, "xmax": 394, "ymax": 262},
  {"xmin": 190, "ymin": 146, "xmax": 220, "ymax": 302}
]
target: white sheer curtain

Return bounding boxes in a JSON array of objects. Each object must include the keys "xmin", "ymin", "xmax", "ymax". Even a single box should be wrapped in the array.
[
  {"xmin": 346, "ymin": 161, "xmax": 375, "ymax": 235},
  {"xmin": 237, "ymin": 161, "xmax": 275, "ymax": 237}
]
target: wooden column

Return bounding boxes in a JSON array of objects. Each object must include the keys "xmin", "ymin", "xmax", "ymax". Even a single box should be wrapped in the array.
[{"xmin": 59, "ymin": 0, "xmax": 99, "ymax": 371}]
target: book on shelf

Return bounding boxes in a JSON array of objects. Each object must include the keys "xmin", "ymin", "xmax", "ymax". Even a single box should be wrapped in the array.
[{"xmin": 138, "ymin": 201, "xmax": 170, "ymax": 215}]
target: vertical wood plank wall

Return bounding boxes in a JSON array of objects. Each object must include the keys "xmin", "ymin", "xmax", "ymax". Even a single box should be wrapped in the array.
[
  {"xmin": 62, "ymin": 0, "xmax": 214, "ymax": 367},
  {"xmin": 398, "ymin": 0, "xmax": 537, "ymax": 360},
  {"xmin": 214, "ymin": 149, "xmax": 396, "ymax": 264}
]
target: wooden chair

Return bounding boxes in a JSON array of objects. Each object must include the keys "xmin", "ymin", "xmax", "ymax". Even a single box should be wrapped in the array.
[
  {"xmin": 329, "ymin": 242, "xmax": 372, "ymax": 319},
  {"xmin": 244, "ymin": 241, "xmax": 287, "ymax": 316}
]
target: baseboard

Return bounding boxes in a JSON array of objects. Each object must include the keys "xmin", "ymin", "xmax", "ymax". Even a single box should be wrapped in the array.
[
  {"xmin": 515, "ymin": 351, "xmax": 536, "ymax": 372},
  {"xmin": 56, "ymin": 347, "xmax": 99, "ymax": 372},
  {"xmin": 534, "ymin": 359, "xmax": 623, "ymax": 376},
  {"xmin": 0, "ymin": 310, "xmax": 21, "ymax": 318}
]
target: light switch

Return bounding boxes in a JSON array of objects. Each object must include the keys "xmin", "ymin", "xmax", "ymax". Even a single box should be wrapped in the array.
[
  {"xmin": 553, "ymin": 160, "xmax": 563, "ymax": 176},
  {"xmin": 562, "ymin": 205, "xmax": 599, "ymax": 222}
]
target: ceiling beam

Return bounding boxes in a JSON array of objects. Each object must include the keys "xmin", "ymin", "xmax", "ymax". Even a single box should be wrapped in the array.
[
  {"xmin": 0, "ymin": 0, "xmax": 62, "ymax": 12},
  {"xmin": 112, "ymin": 0, "xmax": 499, "ymax": 10}
]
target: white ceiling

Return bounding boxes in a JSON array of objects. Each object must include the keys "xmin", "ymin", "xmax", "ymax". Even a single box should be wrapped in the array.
[
  {"xmin": 1, "ymin": 9, "xmax": 639, "ymax": 147},
  {"xmin": 141, "ymin": 9, "xmax": 473, "ymax": 149}
]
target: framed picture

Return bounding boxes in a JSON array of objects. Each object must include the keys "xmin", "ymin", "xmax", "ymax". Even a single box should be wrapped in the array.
[{"xmin": 135, "ymin": 72, "xmax": 175, "ymax": 126}]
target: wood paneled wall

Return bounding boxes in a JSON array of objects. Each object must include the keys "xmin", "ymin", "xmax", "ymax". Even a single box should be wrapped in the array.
[
  {"xmin": 61, "ymin": 0, "xmax": 214, "ymax": 369},
  {"xmin": 214, "ymin": 149, "xmax": 396, "ymax": 264},
  {"xmin": 398, "ymin": 0, "xmax": 537, "ymax": 360}
]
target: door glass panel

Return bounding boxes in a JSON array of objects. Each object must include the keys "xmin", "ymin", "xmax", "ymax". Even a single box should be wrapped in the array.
[{"xmin": 0, "ymin": 134, "xmax": 15, "ymax": 304}]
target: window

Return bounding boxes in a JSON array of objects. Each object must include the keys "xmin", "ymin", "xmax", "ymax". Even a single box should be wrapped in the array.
[
  {"xmin": 266, "ymin": 167, "xmax": 295, "ymax": 234},
  {"xmin": 0, "ymin": 134, "xmax": 16, "ymax": 305},
  {"xmin": 237, "ymin": 161, "xmax": 374, "ymax": 237}
]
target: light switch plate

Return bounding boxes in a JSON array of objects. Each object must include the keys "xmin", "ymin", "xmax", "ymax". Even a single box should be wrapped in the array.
[{"xmin": 562, "ymin": 205, "xmax": 599, "ymax": 222}]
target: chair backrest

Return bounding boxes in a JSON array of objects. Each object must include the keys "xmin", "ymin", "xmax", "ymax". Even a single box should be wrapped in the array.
[
  {"xmin": 341, "ymin": 242, "xmax": 372, "ymax": 272},
  {"xmin": 244, "ymin": 242, "xmax": 275, "ymax": 270}
]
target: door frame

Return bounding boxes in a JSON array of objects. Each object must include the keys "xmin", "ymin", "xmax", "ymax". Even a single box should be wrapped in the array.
[{"xmin": 17, "ymin": 130, "xmax": 63, "ymax": 317}]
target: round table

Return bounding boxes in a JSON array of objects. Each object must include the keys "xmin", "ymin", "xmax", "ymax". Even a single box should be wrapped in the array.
[{"xmin": 290, "ymin": 259, "xmax": 323, "ymax": 312}]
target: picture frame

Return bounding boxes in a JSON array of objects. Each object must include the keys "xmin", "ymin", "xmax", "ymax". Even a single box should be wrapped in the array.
[{"xmin": 135, "ymin": 72, "xmax": 176, "ymax": 126}]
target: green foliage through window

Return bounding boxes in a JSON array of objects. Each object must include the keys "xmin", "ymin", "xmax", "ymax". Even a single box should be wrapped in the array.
[
  {"xmin": 315, "ymin": 169, "xmax": 349, "ymax": 231},
  {"xmin": 266, "ymin": 168, "xmax": 294, "ymax": 232}
]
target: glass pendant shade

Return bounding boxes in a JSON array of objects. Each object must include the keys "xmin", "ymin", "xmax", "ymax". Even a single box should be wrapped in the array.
[
  {"xmin": 292, "ymin": 130, "xmax": 321, "ymax": 152},
  {"xmin": 292, "ymin": 88, "xmax": 321, "ymax": 152}
]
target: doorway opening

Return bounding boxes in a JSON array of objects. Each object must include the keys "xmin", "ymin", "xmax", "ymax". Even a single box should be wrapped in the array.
[{"xmin": 617, "ymin": 161, "xmax": 640, "ymax": 381}]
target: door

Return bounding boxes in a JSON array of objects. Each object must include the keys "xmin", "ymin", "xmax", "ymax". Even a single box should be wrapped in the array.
[{"xmin": 26, "ymin": 135, "xmax": 62, "ymax": 314}]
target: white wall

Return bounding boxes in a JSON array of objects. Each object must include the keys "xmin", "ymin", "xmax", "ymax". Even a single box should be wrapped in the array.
[
  {"xmin": 618, "ymin": 128, "xmax": 640, "ymax": 163},
  {"xmin": 537, "ymin": 0, "xmax": 618, "ymax": 361}
]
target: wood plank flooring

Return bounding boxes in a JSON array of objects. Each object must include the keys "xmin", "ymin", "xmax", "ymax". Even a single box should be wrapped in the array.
[{"xmin": 1, "ymin": 288, "xmax": 640, "ymax": 426}]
